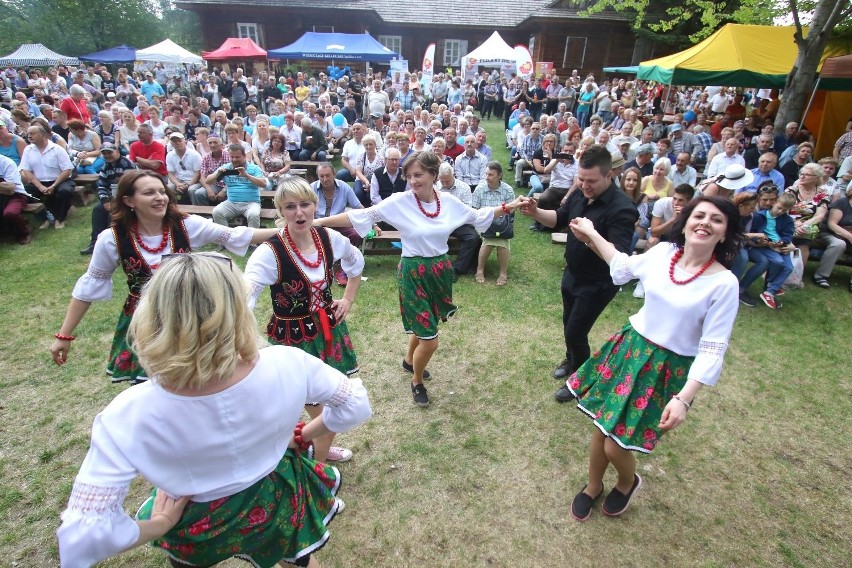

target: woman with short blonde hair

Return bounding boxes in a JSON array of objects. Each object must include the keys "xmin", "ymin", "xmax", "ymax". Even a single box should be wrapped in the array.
[
  {"xmin": 58, "ymin": 253, "xmax": 371, "ymax": 567},
  {"xmin": 246, "ymin": 176, "xmax": 365, "ymax": 463}
]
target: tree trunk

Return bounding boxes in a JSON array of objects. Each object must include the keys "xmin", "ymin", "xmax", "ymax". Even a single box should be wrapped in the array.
[{"xmin": 773, "ymin": 0, "xmax": 852, "ymax": 135}]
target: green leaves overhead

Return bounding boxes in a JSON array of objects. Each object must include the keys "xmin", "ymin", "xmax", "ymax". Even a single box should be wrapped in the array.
[{"xmin": 0, "ymin": 0, "xmax": 200, "ymax": 57}]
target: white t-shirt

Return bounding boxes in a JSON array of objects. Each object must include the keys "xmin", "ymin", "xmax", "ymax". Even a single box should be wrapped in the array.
[
  {"xmin": 166, "ymin": 148, "xmax": 203, "ymax": 183},
  {"xmin": 341, "ymin": 138, "xmax": 364, "ymax": 168}
]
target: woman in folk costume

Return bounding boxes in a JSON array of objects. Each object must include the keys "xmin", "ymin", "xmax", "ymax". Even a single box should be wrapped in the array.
[
  {"xmin": 245, "ymin": 176, "xmax": 365, "ymax": 463},
  {"xmin": 49, "ymin": 170, "xmax": 276, "ymax": 383},
  {"xmin": 316, "ymin": 151, "xmax": 525, "ymax": 408},
  {"xmin": 57, "ymin": 252, "xmax": 372, "ymax": 567},
  {"xmin": 561, "ymin": 196, "xmax": 741, "ymax": 521}
]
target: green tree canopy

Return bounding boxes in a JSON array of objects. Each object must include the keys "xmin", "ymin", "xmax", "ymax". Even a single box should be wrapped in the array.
[{"xmin": 0, "ymin": 0, "xmax": 200, "ymax": 57}]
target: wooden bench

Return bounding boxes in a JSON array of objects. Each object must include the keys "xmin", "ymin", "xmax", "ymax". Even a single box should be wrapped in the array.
[
  {"xmin": 289, "ymin": 161, "xmax": 321, "ymax": 183},
  {"xmin": 362, "ymin": 230, "xmax": 458, "ymax": 256},
  {"xmin": 72, "ymin": 174, "xmax": 99, "ymax": 206},
  {"xmin": 178, "ymin": 204, "xmax": 279, "ymax": 224}
]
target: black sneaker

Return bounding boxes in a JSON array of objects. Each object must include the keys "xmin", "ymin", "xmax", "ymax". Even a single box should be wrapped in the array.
[
  {"xmin": 738, "ymin": 292, "xmax": 757, "ymax": 307},
  {"xmin": 553, "ymin": 359, "xmax": 574, "ymax": 379},
  {"xmin": 555, "ymin": 384, "xmax": 576, "ymax": 403},
  {"xmin": 570, "ymin": 484, "xmax": 604, "ymax": 522},
  {"xmin": 80, "ymin": 242, "xmax": 95, "ymax": 255},
  {"xmin": 411, "ymin": 383, "xmax": 429, "ymax": 407},
  {"xmin": 602, "ymin": 474, "xmax": 643, "ymax": 516},
  {"xmin": 402, "ymin": 359, "xmax": 431, "ymax": 380}
]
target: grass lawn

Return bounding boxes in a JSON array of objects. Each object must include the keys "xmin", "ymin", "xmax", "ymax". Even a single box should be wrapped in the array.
[{"xmin": 1, "ymin": 116, "xmax": 850, "ymax": 567}]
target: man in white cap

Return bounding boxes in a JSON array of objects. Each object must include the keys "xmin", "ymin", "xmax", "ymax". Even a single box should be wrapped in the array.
[
  {"xmin": 81, "ymin": 143, "xmax": 135, "ymax": 255},
  {"xmin": 165, "ymin": 132, "xmax": 202, "ymax": 204}
]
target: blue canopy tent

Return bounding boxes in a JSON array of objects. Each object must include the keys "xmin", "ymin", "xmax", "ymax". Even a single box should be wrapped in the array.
[
  {"xmin": 268, "ymin": 32, "xmax": 398, "ymax": 62},
  {"xmin": 79, "ymin": 44, "xmax": 137, "ymax": 63}
]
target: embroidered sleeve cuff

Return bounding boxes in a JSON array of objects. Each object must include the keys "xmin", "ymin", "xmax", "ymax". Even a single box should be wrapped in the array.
[
  {"xmin": 687, "ymin": 339, "xmax": 728, "ymax": 386},
  {"xmin": 609, "ymin": 252, "xmax": 635, "ymax": 285}
]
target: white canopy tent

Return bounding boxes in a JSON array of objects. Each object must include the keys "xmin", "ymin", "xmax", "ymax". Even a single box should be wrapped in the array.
[
  {"xmin": 462, "ymin": 32, "xmax": 517, "ymax": 66},
  {"xmin": 135, "ymin": 39, "xmax": 203, "ymax": 65},
  {"xmin": 0, "ymin": 43, "xmax": 79, "ymax": 66}
]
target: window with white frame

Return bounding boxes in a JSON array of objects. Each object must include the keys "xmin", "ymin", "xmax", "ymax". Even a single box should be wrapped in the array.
[
  {"xmin": 378, "ymin": 35, "xmax": 402, "ymax": 58},
  {"xmin": 443, "ymin": 39, "xmax": 468, "ymax": 66},
  {"xmin": 562, "ymin": 37, "xmax": 587, "ymax": 68},
  {"xmin": 237, "ymin": 23, "xmax": 262, "ymax": 46}
]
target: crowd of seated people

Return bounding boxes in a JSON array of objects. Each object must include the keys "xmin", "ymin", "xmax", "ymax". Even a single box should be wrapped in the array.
[{"xmin": 2, "ymin": 64, "xmax": 850, "ymax": 304}]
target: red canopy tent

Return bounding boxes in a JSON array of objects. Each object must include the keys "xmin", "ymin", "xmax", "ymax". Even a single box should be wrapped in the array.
[{"xmin": 201, "ymin": 38, "xmax": 267, "ymax": 60}]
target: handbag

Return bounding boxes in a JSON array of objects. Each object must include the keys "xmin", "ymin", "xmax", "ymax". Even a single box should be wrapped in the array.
[{"xmin": 481, "ymin": 213, "xmax": 514, "ymax": 239}]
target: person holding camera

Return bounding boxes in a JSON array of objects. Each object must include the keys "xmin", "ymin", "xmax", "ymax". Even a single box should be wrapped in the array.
[
  {"xmin": 529, "ymin": 142, "xmax": 578, "ymax": 231},
  {"xmin": 205, "ymin": 144, "xmax": 266, "ymax": 230}
]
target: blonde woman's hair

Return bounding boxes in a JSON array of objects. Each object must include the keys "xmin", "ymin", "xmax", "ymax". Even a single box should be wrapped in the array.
[
  {"xmin": 128, "ymin": 253, "xmax": 259, "ymax": 390},
  {"xmin": 273, "ymin": 176, "xmax": 318, "ymax": 228}
]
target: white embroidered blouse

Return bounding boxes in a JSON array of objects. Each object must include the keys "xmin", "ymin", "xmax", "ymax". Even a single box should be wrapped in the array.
[
  {"xmin": 71, "ymin": 215, "xmax": 253, "ymax": 303},
  {"xmin": 244, "ymin": 228, "xmax": 364, "ymax": 310},
  {"xmin": 57, "ymin": 346, "xmax": 372, "ymax": 567},
  {"xmin": 609, "ymin": 243, "xmax": 740, "ymax": 386},
  {"xmin": 347, "ymin": 191, "xmax": 495, "ymax": 258}
]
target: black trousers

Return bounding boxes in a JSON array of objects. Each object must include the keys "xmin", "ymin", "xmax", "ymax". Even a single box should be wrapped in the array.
[
  {"xmin": 450, "ymin": 223, "xmax": 481, "ymax": 275},
  {"xmin": 89, "ymin": 200, "xmax": 111, "ymax": 243},
  {"xmin": 561, "ymin": 269, "xmax": 619, "ymax": 372},
  {"xmin": 25, "ymin": 180, "xmax": 74, "ymax": 222}
]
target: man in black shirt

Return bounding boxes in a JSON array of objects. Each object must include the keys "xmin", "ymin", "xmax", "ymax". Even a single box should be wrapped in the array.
[{"xmin": 520, "ymin": 145, "xmax": 638, "ymax": 401}]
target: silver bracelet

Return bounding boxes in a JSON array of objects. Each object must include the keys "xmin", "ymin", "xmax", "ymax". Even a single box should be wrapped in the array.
[{"xmin": 673, "ymin": 394, "xmax": 691, "ymax": 410}]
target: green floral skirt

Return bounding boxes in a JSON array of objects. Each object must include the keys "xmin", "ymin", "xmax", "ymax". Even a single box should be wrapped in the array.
[
  {"xmin": 136, "ymin": 450, "xmax": 341, "ymax": 567},
  {"xmin": 106, "ymin": 296, "xmax": 145, "ymax": 382},
  {"xmin": 565, "ymin": 324, "xmax": 693, "ymax": 454},
  {"xmin": 397, "ymin": 255, "xmax": 456, "ymax": 339},
  {"xmin": 268, "ymin": 312, "xmax": 359, "ymax": 376}
]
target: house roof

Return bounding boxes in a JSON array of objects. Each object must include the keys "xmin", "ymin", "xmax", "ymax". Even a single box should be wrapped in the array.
[{"xmin": 176, "ymin": 0, "xmax": 629, "ymax": 27}]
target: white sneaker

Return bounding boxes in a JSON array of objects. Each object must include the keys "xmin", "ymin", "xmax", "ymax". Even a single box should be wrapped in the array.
[
  {"xmin": 326, "ymin": 446, "xmax": 353, "ymax": 462},
  {"xmin": 633, "ymin": 283, "xmax": 645, "ymax": 299}
]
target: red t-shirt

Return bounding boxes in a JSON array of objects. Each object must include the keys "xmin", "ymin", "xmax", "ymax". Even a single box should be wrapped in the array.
[
  {"xmin": 60, "ymin": 97, "xmax": 91, "ymax": 125},
  {"xmin": 129, "ymin": 140, "xmax": 167, "ymax": 176},
  {"xmin": 444, "ymin": 141, "xmax": 465, "ymax": 160}
]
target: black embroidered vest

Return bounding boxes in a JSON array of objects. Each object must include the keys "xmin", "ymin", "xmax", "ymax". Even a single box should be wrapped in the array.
[
  {"xmin": 266, "ymin": 227, "xmax": 339, "ymax": 344},
  {"xmin": 113, "ymin": 220, "xmax": 191, "ymax": 315}
]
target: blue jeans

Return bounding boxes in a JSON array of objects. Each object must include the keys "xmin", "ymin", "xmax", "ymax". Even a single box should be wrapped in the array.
[
  {"xmin": 299, "ymin": 149, "xmax": 326, "ymax": 161},
  {"xmin": 336, "ymin": 169, "xmax": 355, "ymax": 182},
  {"xmin": 577, "ymin": 107, "xmax": 591, "ymax": 129},
  {"xmin": 741, "ymin": 247, "xmax": 792, "ymax": 295},
  {"xmin": 731, "ymin": 247, "xmax": 749, "ymax": 279},
  {"xmin": 528, "ymin": 175, "xmax": 546, "ymax": 197},
  {"xmin": 353, "ymin": 179, "xmax": 370, "ymax": 207},
  {"xmin": 76, "ymin": 156, "xmax": 104, "ymax": 174}
]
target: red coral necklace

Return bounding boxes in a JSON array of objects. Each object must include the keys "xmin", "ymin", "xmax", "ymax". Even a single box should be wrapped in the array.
[
  {"xmin": 285, "ymin": 225, "xmax": 323, "ymax": 269},
  {"xmin": 414, "ymin": 190, "xmax": 441, "ymax": 219},
  {"xmin": 133, "ymin": 223, "xmax": 169, "ymax": 254},
  {"xmin": 669, "ymin": 248, "xmax": 715, "ymax": 285}
]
